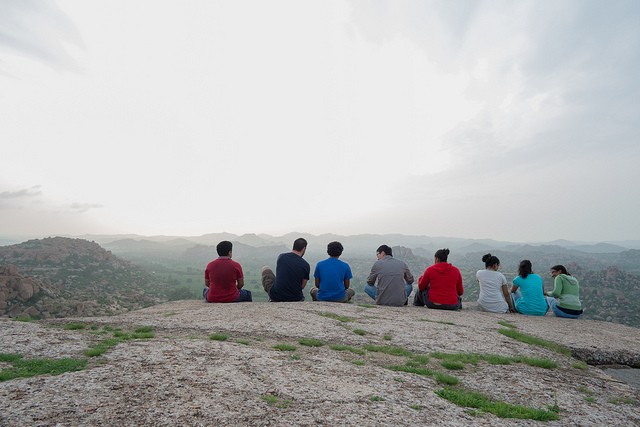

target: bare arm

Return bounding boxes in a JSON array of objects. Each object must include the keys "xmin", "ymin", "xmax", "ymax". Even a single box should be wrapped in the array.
[
  {"xmin": 502, "ymin": 285, "xmax": 515, "ymax": 313},
  {"xmin": 301, "ymin": 279, "xmax": 308, "ymax": 290},
  {"xmin": 343, "ymin": 279, "xmax": 350, "ymax": 290},
  {"xmin": 204, "ymin": 279, "xmax": 210, "ymax": 288},
  {"xmin": 315, "ymin": 278, "xmax": 320, "ymax": 289},
  {"xmin": 510, "ymin": 284, "xmax": 518, "ymax": 293},
  {"xmin": 236, "ymin": 278, "xmax": 244, "ymax": 289}
]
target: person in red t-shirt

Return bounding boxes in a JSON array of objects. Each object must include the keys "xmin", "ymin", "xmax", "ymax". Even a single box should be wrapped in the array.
[
  {"xmin": 413, "ymin": 248, "xmax": 463, "ymax": 310},
  {"xmin": 203, "ymin": 241, "xmax": 252, "ymax": 303}
]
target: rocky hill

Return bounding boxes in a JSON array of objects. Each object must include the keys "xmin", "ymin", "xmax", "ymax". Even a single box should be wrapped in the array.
[
  {"xmin": 0, "ymin": 237, "xmax": 174, "ymax": 319},
  {"xmin": 0, "ymin": 301, "xmax": 638, "ymax": 426}
]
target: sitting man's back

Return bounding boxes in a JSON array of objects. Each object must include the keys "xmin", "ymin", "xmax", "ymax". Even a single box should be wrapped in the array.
[{"xmin": 262, "ymin": 238, "xmax": 310, "ymax": 302}]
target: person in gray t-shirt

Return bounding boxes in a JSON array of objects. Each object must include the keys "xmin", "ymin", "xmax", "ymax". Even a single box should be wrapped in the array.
[{"xmin": 365, "ymin": 245, "xmax": 414, "ymax": 306}]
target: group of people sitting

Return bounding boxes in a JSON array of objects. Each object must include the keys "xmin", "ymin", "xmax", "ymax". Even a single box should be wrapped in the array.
[{"xmin": 203, "ymin": 238, "xmax": 582, "ymax": 319}]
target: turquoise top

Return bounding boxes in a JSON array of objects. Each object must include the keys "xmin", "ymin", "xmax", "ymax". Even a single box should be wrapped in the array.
[{"xmin": 512, "ymin": 274, "xmax": 548, "ymax": 316}]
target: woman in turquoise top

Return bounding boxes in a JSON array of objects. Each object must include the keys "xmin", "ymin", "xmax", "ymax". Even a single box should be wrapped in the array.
[
  {"xmin": 510, "ymin": 260, "xmax": 548, "ymax": 316},
  {"xmin": 545, "ymin": 265, "xmax": 583, "ymax": 319}
]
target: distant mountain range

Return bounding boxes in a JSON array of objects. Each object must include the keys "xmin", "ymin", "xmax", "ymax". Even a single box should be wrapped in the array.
[{"xmin": 2, "ymin": 233, "xmax": 640, "ymax": 328}]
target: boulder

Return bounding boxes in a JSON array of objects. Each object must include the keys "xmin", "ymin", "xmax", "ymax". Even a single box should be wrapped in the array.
[
  {"xmin": 24, "ymin": 306, "xmax": 40, "ymax": 317},
  {"xmin": 0, "ymin": 291, "xmax": 6, "ymax": 302},
  {"xmin": 17, "ymin": 278, "xmax": 34, "ymax": 300},
  {"xmin": 6, "ymin": 265, "xmax": 18, "ymax": 276},
  {"xmin": 8, "ymin": 304, "xmax": 22, "ymax": 318}
]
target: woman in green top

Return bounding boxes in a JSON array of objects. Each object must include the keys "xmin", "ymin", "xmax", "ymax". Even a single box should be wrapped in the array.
[{"xmin": 545, "ymin": 265, "xmax": 583, "ymax": 319}]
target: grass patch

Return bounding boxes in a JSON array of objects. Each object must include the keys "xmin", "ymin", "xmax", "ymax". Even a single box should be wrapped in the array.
[
  {"xmin": 273, "ymin": 344, "xmax": 297, "ymax": 352},
  {"xmin": 363, "ymin": 345, "xmax": 413, "ymax": 357},
  {"xmin": 431, "ymin": 351, "xmax": 557, "ymax": 369},
  {"xmin": 435, "ymin": 372, "xmax": 460, "ymax": 385},
  {"xmin": 209, "ymin": 334, "xmax": 228, "ymax": 341},
  {"xmin": 131, "ymin": 332, "xmax": 155, "ymax": 339},
  {"xmin": 572, "ymin": 361, "xmax": 588, "ymax": 370},
  {"xmin": 409, "ymin": 405, "xmax": 423, "ymax": 410},
  {"xmin": 0, "ymin": 353, "xmax": 87, "ymax": 381},
  {"xmin": 410, "ymin": 355, "xmax": 431, "ymax": 365},
  {"xmin": 387, "ymin": 365, "xmax": 436, "ymax": 377},
  {"xmin": 498, "ymin": 329, "xmax": 571, "ymax": 356},
  {"xmin": 260, "ymin": 395, "xmax": 278, "ymax": 404},
  {"xmin": 584, "ymin": 396, "xmax": 595, "ymax": 402},
  {"xmin": 383, "ymin": 335, "xmax": 392, "ymax": 340},
  {"xmin": 11, "ymin": 317, "xmax": 32, "ymax": 322},
  {"xmin": 441, "ymin": 360, "xmax": 465, "ymax": 370},
  {"xmin": 64, "ymin": 323, "xmax": 86, "ymax": 330},
  {"xmin": 318, "ymin": 312, "xmax": 353, "ymax": 322},
  {"xmin": 298, "ymin": 338, "xmax": 324, "ymax": 347},
  {"xmin": 608, "ymin": 397, "xmax": 634, "ymax": 405},
  {"xmin": 358, "ymin": 304, "xmax": 377, "ymax": 308},
  {"xmin": 290, "ymin": 354, "xmax": 301, "ymax": 360},
  {"xmin": 236, "ymin": 340, "xmax": 251, "ymax": 346},
  {"xmin": 351, "ymin": 360, "xmax": 366, "ymax": 366},
  {"xmin": 498, "ymin": 320, "xmax": 517, "ymax": 329},
  {"xmin": 163, "ymin": 311, "xmax": 179, "ymax": 317},
  {"xmin": 435, "ymin": 387, "xmax": 559, "ymax": 421},
  {"xmin": 352, "ymin": 329, "xmax": 367, "ymax": 336},
  {"xmin": 329, "ymin": 345, "xmax": 365, "ymax": 355},
  {"xmin": 134, "ymin": 326, "xmax": 154, "ymax": 333},
  {"xmin": 370, "ymin": 396, "xmax": 385, "ymax": 401},
  {"xmin": 578, "ymin": 385, "xmax": 593, "ymax": 395}
]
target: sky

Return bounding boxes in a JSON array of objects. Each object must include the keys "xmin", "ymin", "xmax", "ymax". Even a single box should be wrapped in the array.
[{"xmin": 1, "ymin": 0, "xmax": 639, "ymax": 243}]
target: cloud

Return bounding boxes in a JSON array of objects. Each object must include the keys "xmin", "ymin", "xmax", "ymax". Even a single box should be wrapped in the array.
[
  {"xmin": 0, "ymin": 185, "xmax": 42, "ymax": 199},
  {"xmin": 67, "ymin": 202, "xmax": 104, "ymax": 213},
  {"xmin": 0, "ymin": 0, "xmax": 83, "ymax": 74}
]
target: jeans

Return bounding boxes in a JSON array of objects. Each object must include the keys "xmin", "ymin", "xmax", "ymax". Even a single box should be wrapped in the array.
[
  {"xmin": 365, "ymin": 283, "xmax": 413, "ymax": 301},
  {"xmin": 546, "ymin": 297, "xmax": 582, "ymax": 319},
  {"xmin": 203, "ymin": 287, "xmax": 252, "ymax": 302}
]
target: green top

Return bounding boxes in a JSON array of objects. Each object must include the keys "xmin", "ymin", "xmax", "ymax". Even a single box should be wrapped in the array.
[{"xmin": 549, "ymin": 274, "xmax": 581, "ymax": 311}]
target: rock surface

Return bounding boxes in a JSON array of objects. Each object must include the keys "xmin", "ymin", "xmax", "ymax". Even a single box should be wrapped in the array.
[{"xmin": 1, "ymin": 300, "xmax": 639, "ymax": 426}]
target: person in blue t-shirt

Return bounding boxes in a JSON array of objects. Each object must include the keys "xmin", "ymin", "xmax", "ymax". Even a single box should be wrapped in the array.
[
  {"xmin": 261, "ymin": 238, "xmax": 310, "ymax": 302},
  {"xmin": 311, "ymin": 241, "xmax": 355, "ymax": 303}
]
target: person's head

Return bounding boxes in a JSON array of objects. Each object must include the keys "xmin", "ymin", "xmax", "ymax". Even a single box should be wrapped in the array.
[
  {"xmin": 434, "ymin": 248, "xmax": 450, "ymax": 263},
  {"xmin": 551, "ymin": 265, "xmax": 569, "ymax": 278},
  {"xmin": 216, "ymin": 240, "xmax": 233, "ymax": 257},
  {"xmin": 482, "ymin": 253, "xmax": 500, "ymax": 269},
  {"xmin": 327, "ymin": 241, "xmax": 344, "ymax": 258},
  {"xmin": 376, "ymin": 245, "xmax": 392, "ymax": 260},
  {"xmin": 292, "ymin": 238, "xmax": 307, "ymax": 254},
  {"xmin": 518, "ymin": 260, "xmax": 533, "ymax": 279}
]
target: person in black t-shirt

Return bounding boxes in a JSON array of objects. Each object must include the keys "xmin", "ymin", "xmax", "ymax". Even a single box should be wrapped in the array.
[{"xmin": 261, "ymin": 238, "xmax": 310, "ymax": 302}]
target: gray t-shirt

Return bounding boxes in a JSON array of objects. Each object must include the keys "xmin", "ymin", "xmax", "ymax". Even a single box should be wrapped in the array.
[
  {"xmin": 476, "ymin": 269, "xmax": 508, "ymax": 313},
  {"xmin": 366, "ymin": 255, "xmax": 414, "ymax": 306}
]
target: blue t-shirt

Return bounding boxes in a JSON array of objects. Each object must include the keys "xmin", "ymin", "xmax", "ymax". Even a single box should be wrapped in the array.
[
  {"xmin": 314, "ymin": 257, "xmax": 353, "ymax": 301},
  {"xmin": 269, "ymin": 252, "xmax": 310, "ymax": 302},
  {"xmin": 512, "ymin": 274, "xmax": 548, "ymax": 316}
]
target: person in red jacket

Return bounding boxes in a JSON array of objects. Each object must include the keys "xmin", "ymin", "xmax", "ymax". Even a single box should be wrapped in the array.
[{"xmin": 413, "ymin": 248, "xmax": 463, "ymax": 310}]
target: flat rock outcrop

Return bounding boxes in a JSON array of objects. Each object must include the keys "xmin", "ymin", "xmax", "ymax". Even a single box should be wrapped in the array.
[{"xmin": 1, "ymin": 300, "xmax": 639, "ymax": 426}]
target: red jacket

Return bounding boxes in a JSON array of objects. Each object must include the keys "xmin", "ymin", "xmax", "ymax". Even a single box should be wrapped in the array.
[{"xmin": 418, "ymin": 262, "xmax": 464, "ymax": 305}]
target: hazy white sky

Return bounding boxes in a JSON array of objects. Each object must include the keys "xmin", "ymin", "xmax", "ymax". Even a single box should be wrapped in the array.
[{"xmin": 1, "ymin": 0, "xmax": 639, "ymax": 243}]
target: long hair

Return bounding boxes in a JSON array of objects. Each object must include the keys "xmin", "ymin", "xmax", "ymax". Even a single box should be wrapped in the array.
[{"xmin": 518, "ymin": 260, "xmax": 533, "ymax": 279}]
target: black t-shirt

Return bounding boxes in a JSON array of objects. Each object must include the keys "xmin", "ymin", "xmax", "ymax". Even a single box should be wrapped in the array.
[{"xmin": 269, "ymin": 252, "xmax": 310, "ymax": 302}]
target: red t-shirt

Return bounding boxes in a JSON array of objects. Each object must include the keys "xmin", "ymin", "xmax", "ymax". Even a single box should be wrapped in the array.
[
  {"xmin": 418, "ymin": 262, "xmax": 464, "ymax": 305},
  {"xmin": 205, "ymin": 257, "xmax": 243, "ymax": 303}
]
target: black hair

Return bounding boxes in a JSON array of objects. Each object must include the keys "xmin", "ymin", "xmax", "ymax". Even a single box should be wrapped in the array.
[
  {"xmin": 518, "ymin": 260, "xmax": 533, "ymax": 279},
  {"xmin": 551, "ymin": 265, "xmax": 570, "ymax": 275},
  {"xmin": 292, "ymin": 238, "xmax": 307, "ymax": 252},
  {"xmin": 327, "ymin": 241, "xmax": 343, "ymax": 257},
  {"xmin": 216, "ymin": 240, "xmax": 233, "ymax": 257},
  {"xmin": 482, "ymin": 253, "xmax": 500, "ymax": 268},
  {"xmin": 377, "ymin": 245, "xmax": 392, "ymax": 257},
  {"xmin": 434, "ymin": 248, "xmax": 450, "ymax": 262}
]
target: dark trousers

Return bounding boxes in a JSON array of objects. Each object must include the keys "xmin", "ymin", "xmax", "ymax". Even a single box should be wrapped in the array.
[{"xmin": 413, "ymin": 288, "xmax": 462, "ymax": 310}]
